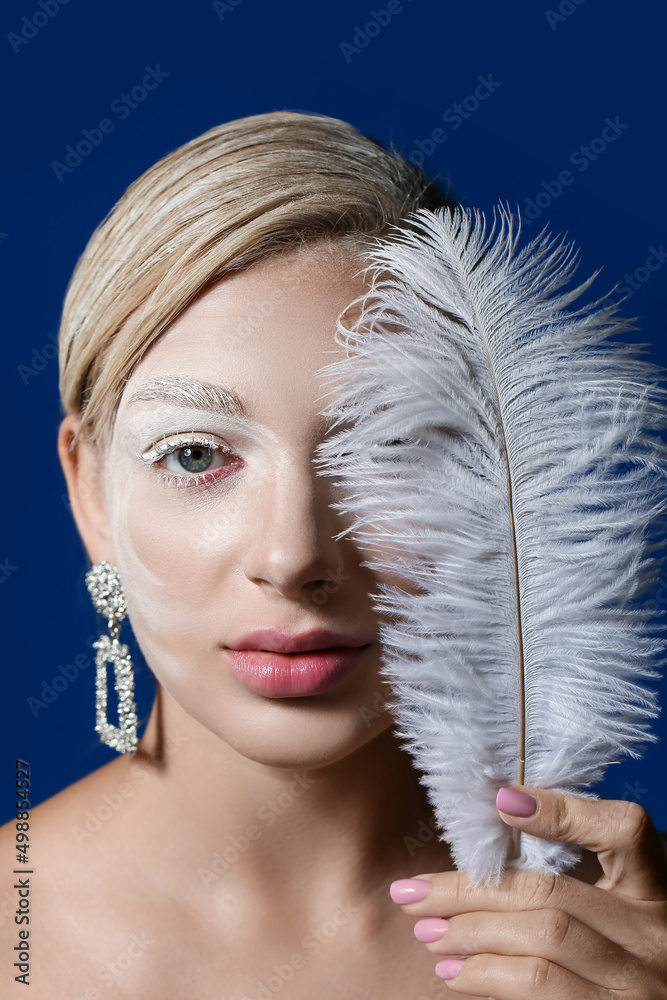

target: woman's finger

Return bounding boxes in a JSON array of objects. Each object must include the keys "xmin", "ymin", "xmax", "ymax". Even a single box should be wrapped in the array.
[
  {"xmin": 413, "ymin": 908, "xmax": 635, "ymax": 989},
  {"xmin": 389, "ymin": 867, "xmax": 663, "ymax": 954},
  {"xmin": 494, "ymin": 787, "xmax": 667, "ymax": 899},
  {"xmin": 428, "ymin": 951, "xmax": 637, "ymax": 999}
]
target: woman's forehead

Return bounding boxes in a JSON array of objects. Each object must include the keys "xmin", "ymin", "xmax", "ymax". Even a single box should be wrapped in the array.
[{"xmin": 122, "ymin": 252, "xmax": 365, "ymax": 386}]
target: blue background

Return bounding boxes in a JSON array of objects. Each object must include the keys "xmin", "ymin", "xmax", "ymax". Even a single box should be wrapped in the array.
[{"xmin": 1, "ymin": 0, "xmax": 666, "ymax": 828}]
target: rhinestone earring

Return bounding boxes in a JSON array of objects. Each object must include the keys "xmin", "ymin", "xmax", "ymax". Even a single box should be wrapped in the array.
[{"xmin": 85, "ymin": 560, "xmax": 138, "ymax": 756}]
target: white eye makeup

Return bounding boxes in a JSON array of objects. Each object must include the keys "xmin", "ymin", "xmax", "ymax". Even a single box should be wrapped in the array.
[
  {"xmin": 113, "ymin": 402, "xmax": 277, "ymax": 492},
  {"xmin": 138, "ymin": 430, "xmax": 244, "ymax": 489}
]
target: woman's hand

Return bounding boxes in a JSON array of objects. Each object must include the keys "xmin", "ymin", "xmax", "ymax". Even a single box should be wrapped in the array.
[{"xmin": 389, "ymin": 788, "xmax": 667, "ymax": 997}]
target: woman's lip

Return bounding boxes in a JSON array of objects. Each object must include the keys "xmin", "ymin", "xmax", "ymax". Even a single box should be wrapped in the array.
[
  {"xmin": 227, "ymin": 628, "xmax": 372, "ymax": 654},
  {"xmin": 225, "ymin": 645, "xmax": 371, "ymax": 697}
]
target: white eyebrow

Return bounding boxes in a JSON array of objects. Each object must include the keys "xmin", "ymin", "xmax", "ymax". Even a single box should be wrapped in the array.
[{"xmin": 126, "ymin": 375, "xmax": 248, "ymax": 419}]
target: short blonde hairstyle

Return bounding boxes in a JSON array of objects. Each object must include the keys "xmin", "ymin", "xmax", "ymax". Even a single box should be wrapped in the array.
[{"xmin": 58, "ymin": 110, "xmax": 457, "ymax": 451}]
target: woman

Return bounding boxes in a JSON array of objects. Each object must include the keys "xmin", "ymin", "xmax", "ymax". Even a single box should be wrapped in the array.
[{"xmin": 2, "ymin": 111, "xmax": 666, "ymax": 998}]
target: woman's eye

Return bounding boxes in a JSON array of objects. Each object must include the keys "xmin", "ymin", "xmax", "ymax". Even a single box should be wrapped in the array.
[
  {"xmin": 140, "ymin": 433, "xmax": 243, "ymax": 486},
  {"xmin": 160, "ymin": 443, "xmax": 231, "ymax": 475}
]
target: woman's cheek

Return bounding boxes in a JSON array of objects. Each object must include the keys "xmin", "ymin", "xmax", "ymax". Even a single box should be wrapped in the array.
[{"xmin": 107, "ymin": 469, "xmax": 240, "ymax": 665}]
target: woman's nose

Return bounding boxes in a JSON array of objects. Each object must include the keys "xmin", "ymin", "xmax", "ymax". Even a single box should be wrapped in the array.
[{"xmin": 240, "ymin": 456, "xmax": 349, "ymax": 600}]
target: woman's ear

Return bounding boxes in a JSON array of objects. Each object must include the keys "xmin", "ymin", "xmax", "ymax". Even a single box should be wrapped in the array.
[{"xmin": 57, "ymin": 413, "xmax": 117, "ymax": 566}]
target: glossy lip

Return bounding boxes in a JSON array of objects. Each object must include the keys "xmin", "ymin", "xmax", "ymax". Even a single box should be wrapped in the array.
[
  {"xmin": 227, "ymin": 627, "xmax": 373, "ymax": 653},
  {"xmin": 224, "ymin": 628, "xmax": 374, "ymax": 697}
]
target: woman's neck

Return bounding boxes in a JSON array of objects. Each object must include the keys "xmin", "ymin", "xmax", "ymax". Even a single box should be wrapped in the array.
[{"xmin": 119, "ymin": 682, "xmax": 453, "ymax": 925}]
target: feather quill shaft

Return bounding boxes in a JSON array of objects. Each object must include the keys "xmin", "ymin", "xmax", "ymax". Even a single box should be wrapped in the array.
[{"xmin": 312, "ymin": 204, "xmax": 667, "ymax": 886}]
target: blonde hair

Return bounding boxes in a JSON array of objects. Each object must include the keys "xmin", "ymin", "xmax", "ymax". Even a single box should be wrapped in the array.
[{"xmin": 58, "ymin": 110, "xmax": 457, "ymax": 451}]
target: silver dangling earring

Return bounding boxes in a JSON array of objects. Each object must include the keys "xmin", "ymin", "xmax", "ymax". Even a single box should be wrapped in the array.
[{"xmin": 85, "ymin": 560, "xmax": 138, "ymax": 756}]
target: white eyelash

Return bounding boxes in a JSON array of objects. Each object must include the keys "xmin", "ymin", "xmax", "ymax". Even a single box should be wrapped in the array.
[
  {"xmin": 137, "ymin": 430, "xmax": 241, "ymax": 490},
  {"xmin": 140, "ymin": 430, "xmax": 219, "ymax": 464},
  {"xmin": 152, "ymin": 467, "xmax": 216, "ymax": 489}
]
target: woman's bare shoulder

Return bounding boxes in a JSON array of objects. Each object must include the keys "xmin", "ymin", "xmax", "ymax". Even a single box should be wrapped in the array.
[
  {"xmin": 0, "ymin": 756, "xmax": 152, "ymax": 998},
  {"xmin": 0, "ymin": 755, "xmax": 136, "ymax": 867},
  {"xmin": 0, "ymin": 755, "xmax": 136, "ymax": 910}
]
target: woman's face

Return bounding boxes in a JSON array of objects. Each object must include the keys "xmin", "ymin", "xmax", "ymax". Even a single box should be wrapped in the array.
[{"xmin": 94, "ymin": 241, "xmax": 399, "ymax": 768}]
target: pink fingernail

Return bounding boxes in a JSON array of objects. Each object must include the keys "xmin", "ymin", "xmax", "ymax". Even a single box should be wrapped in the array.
[
  {"xmin": 389, "ymin": 878, "xmax": 432, "ymax": 903},
  {"xmin": 414, "ymin": 917, "xmax": 449, "ymax": 942},
  {"xmin": 496, "ymin": 786, "xmax": 537, "ymax": 817},
  {"xmin": 435, "ymin": 958, "xmax": 465, "ymax": 980}
]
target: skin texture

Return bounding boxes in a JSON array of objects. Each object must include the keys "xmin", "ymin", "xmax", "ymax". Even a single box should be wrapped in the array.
[
  {"xmin": 1, "ymin": 240, "xmax": 665, "ymax": 998},
  {"xmin": 397, "ymin": 790, "xmax": 667, "ymax": 998}
]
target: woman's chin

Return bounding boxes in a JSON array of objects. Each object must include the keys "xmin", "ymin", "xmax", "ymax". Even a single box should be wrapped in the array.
[{"xmin": 194, "ymin": 697, "xmax": 394, "ymax": 770}]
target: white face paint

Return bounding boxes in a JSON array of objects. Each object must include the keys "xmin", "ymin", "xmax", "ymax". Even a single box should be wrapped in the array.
[
  {"xmin": 107, "ymin": 395, "xmax": 281, "ymax": 640},
  {"xmin": 96, "ymin": 245, "xmax": 397, "ymax": 768}
]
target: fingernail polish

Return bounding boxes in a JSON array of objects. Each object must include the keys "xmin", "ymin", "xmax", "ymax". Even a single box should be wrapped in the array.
[
  {"xmin": 435, "ymin": 958, "xmax": 465, "ymax": 980},
  {"xmin": 414, "ymin": 918, "xmax": 449, "ymax": 942},
  {"xmin": 389, "ymin": 878, "xmax": 432, "ymax": 903},
  {"xmin": 496, "ymin": 786, "xmax": 537, "ymax": 817}
]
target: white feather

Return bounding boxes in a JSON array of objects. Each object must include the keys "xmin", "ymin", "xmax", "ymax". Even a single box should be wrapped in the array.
[{"xmin": 312, "ymin": 204, "xmax": 667, "ymax": 886}]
